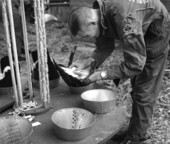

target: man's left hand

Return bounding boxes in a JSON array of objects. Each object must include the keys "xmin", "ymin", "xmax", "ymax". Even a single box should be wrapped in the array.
[{"xmin": 88, "ymin": 71, "xmax": 102, "ymax": 82}]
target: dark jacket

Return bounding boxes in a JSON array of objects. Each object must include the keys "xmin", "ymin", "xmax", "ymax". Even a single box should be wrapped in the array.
[{"xmin": 92, "ymin": 0, "xmax": 170, "ymax": 80}]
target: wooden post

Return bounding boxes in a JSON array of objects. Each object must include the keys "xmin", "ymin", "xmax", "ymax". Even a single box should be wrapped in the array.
[
  {"xmin": 20, "ymin": 0, "xmax": 34, "ymax": 101},
  {"xmin": 2, "ymin": 0, "xmax": 19, "ymax": 107},
  {"xmin": 34, "ymin": 0, "xmax": 50, "ymax": 107},
  {"xmin": 6, "ymin": 0, "xmax": 23, "ymax": 107}
]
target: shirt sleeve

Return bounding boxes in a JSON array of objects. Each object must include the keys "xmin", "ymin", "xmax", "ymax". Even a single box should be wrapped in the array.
[
  {"xmin": 106, "ymin": 17, "xmax": 147, "ymax": 80},
  {"xmin": 92, "ymin": 35, "xmax": 115, "ymax": 68}
]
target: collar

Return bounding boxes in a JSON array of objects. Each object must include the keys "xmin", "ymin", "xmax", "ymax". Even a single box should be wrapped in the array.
[{"xmin": 93, "ymin": 0, "xmax": 107, "ymax": 31}]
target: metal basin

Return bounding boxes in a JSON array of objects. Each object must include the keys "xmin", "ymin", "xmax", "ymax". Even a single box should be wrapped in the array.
[
  {"xmin": 51, "ymin": 107, "xmax": 96, "ymax": 141},
  {"xmin": 81, "ymin": 89, "xmax": 117, "ymax": 114},
  {"xmin": 32, "ymin": 77, "xmax": 60, "ymax": 89},
  {"xmin": 0, "ymin": 116, "xmax": 33, "ymax": 144},
  {"xmin": 0, "ymin": 87, "xmax": 14, "ymax": 95},
  {"xmin": 69, "ymin": 83, "xmax": 94, "ymax": 94}
]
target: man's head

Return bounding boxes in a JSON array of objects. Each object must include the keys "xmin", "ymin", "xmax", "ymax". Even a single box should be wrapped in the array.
[{"xmin": 69, "ymin": 7, "xmax": 100, "ymax": 39}]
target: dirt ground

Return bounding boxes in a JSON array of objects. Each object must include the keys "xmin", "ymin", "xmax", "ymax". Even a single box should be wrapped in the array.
[{"xmin": 0, "ymin": 14, "xmax": 170, "ymax": 143}]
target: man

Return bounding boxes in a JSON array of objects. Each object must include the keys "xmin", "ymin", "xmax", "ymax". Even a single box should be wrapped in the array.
[{"xmin": 68, "ymin": 0, "xmax": 170, "ymax": 143}]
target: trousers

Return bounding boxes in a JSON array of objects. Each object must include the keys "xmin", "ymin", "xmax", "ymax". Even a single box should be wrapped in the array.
[{"xmin": 127, "ymin": 22, "xmax": 170, "ymax": 140}]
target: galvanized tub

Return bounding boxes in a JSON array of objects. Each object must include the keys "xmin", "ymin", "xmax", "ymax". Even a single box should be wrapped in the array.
[
  {"xmin": 81, "ymin": 89, "xmax": 117, "ymax": 114},
  {"xmin": 51, "ymin": 107, "xmax": 96, "ymax": 141},
  {"xmin": 0, "ymin": 116, "xmax": 33, "ymax": 144}
]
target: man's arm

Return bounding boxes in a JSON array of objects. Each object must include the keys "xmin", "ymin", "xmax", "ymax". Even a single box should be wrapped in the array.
[
  {"xmin": 92, "ymin": 36, "xmax": 115, "ymax": 68},
  {"xmin": 105, "ymin": 18, "xmax": 146, "ymax": 80}
]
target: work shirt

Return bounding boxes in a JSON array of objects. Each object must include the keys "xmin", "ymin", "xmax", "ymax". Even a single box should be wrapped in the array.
[{"xmin": 92, "ymin": 0, "xmax": 170, "ymax": 80}]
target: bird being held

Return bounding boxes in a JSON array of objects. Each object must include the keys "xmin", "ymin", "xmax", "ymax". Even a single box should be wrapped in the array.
[{"xmin": 0, "ymin": 57, "xmax": 13, "ymax": 87}]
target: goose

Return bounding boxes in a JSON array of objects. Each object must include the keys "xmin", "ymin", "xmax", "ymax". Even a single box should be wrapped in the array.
[
  {"xmin": 0, "ymin": 56, "xmax": 13, "ymax": 87},
  {"xmin": 53, "ymin": 62, "xmax": 91, "ymax": 87},
  {"xmin": 31, "ymin": 50, "xmax": 60, "ymax": 81}
]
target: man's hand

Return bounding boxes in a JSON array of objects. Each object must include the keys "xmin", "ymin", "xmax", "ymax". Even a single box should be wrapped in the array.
[
  {"xmin": 72, "ymin": 68, "xmax": 90, "ymax": 79},
  {"xmin": 88, "ymin": 71, "xmax": 102, "ymax": 82}
]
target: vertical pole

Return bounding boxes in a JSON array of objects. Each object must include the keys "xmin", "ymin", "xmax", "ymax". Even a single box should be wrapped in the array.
[
  {"xmin": 2, "ymin": 0, "xmax": 19, "ymax": 107},
  {"xmin": 34, "ymin": 0, "xmax": 50, "ymax": 107},
  {"xmin": 6, "ymin": 0, "xmax": 23, "ymax": 107},
  {"xmin": 34, "ymin": 0, "xmax": 43, "ymax": 101},
  {"xmin": 20, "ymin": 0, "xmax": 34, "ymax": 101},
  {"xmin": 41, "ymin": 0, "xmax": 50, "ymax": 104}
]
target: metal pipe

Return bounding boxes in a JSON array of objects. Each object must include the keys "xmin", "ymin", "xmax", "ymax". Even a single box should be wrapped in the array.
[
  {"xmin": 20, "ymin": 0, "xmax": 34, "ymax": 101},
  {"xmin": 2, "ymin": 0, "xmax": 19, "ymax": 107},
  {"xmin": 6, "ymin": 0, "xmax": 23, "ymax": 107}
]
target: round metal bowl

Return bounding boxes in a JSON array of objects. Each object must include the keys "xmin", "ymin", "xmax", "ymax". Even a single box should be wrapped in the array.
[
  {"xmin": 0, "ymin": 87, "xmax": 14, "ymax": 96},
  {"xmin": 81, "ymin": 89, "xmax": 117, "ymax": 114},
  {"xmin": 0, "ymin": 116, "xmax": 33, "ymax": 144},
  {"xmin": 51, "ymin": 107, "xmax": 96, "ymax": 141},
  {"xmin": 69, "ymin": 83, "xmax": 94, "ymax": 94},
  {"xmin": 32, "ymin": 77, "xmax": 60, "ymax": 89}
]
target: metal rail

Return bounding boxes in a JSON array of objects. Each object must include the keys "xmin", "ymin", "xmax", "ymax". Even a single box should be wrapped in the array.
[{"xmin": 46, "ymin": 2, "xmax": 70, "ymax": 6}]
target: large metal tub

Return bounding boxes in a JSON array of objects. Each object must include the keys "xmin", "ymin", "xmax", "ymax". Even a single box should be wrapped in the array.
[
  {"xmin": 81, "ymin": 89, "xmax": 117, "ymax": 114},
  {"xmin": 51, "ymin": 107, "xmax": 96, "ymax": 141},
  {"xmin": 0, "ymin": 116, "xmax": 33, "ymax": 144}
]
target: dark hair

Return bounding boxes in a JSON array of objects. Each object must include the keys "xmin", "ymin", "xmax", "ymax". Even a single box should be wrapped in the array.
[{"xmin": 68, "ymin": 7, "xmax": 91, "ymax": 36}]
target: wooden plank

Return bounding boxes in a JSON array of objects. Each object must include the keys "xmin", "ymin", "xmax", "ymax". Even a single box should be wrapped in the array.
[
  {"xmin": 29, "ymin": 79, "xmax": 127, "ymax": 144},
  {"xmin": 0, "ymin": 78, "xmax": 126, "ymax": 144}
]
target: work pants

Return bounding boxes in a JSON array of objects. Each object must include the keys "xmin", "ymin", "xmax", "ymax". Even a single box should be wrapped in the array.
[{"xmin": 127, "ymin": 25, "xmax": 170, "ymax": 141}]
